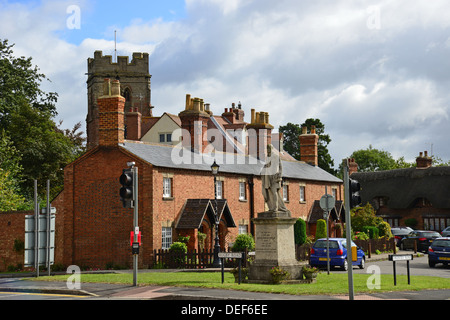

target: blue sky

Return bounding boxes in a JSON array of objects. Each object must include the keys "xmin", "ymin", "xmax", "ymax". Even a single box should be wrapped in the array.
[
  {"xmin": 57, "ymin": 0, "xmax": 186, "ymax": 45},
  {"xmin": 1, "ymin": 0, "xmax": 450, "ymax": 166}
]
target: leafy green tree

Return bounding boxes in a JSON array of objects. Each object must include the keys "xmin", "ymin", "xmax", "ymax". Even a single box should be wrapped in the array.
[
  {"xmin": 349, "ymin": 145, "xmax": 396, "ymax": 172},
  {"xmin": 0, "ymin": 131, "xmax": 26, "ymax": 210},
  {"xmin": 279, "ymin": 118, "xmax": 336, "ymax": 174},
  {"xmin": 0, "ymin": 39, "xmax": 85, "ymax": 202}
]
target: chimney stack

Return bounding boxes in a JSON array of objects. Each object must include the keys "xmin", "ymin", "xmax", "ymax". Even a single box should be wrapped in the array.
[
  {"xmin": 97, "ymin": 79, "xmax": 125, "ymax": 147},
  {"xmin": 246, "ymin": 109, "xmax": 274, "ymax": 160},
  {"xmin": 178, "ymin": 94, "xmax": 210, "ymax": 152},
  {"xmin": 299, "ymin": 125, "xmax": 319, "ymax": 166},
  {"xmin": 416, "ymin": 151, "xmax": 432, "ymax": 169}
]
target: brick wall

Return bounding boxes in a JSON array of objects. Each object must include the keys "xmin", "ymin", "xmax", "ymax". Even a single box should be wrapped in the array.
[
  {"xmin": 0, "ymin": 211, "xmax": 31, "ymax": 271},
  {"xmin": 56, "ymin": 146, "xmax": 153, "ymax": 269}
]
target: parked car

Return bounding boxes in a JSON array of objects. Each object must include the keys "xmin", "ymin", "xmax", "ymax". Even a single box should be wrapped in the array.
[
  {"xmin": 428, "ymin": 237, "xmax": 450, "ymax": 267},
  {"xmin": 441, "ymin": 227, "xmax": 450, "ymax": 237},
  {"xmin": 399, "ymin": 230, "xmax": 442, "ymax": 253},
  {"xmin": 391, "ymin": 227, "xmax": 414, "ymax": 246},
  {"xmin": 310, "ymin": 238, "xmax": 365, "ymax": 271}
]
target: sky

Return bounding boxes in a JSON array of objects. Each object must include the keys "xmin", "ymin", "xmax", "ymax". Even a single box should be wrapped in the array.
[{"xmin": 1, "ymin": 0, "xmax": 450, "ymax": 168}]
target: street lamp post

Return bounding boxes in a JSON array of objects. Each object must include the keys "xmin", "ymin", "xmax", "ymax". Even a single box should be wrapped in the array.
[{"xmin": 211, "ymin": 160, "xmax": 222, "ymax": 268}]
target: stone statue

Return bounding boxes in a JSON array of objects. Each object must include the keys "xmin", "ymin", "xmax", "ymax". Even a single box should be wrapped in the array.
[{"xmin": 261, "ymin": 144, "xmax": 289, "ymax": 214}]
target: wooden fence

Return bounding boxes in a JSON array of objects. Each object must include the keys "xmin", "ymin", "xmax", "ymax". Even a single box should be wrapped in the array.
[{"xmin": 152, "ymin": 249, "xmax": 245, "ymax": 269}]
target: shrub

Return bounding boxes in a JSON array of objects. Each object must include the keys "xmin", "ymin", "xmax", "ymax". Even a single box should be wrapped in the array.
[
  {"xmin": 377, "ymin": 220, "xmax": 393, "ymax": 238},
  {"xmin": 294, "ymin": 218, "xmax": 307, "ymax": 245},
  {"xmin": 232, "ymin": 234, "xmax": 255, "ymax": 252},
  {"xmin": 169, "ymin": 242, "xmax": 188, "ymax": 267},
  {"xmin": 169, "ymin": 242, "xmax": 187, "ymax": 253},
  {"xmin": 177, "ymin": 235, "xmax": 190, "ymax": 245},
  {"xmin": 363, "ymin": 226, "xmax": 379, "ymax": 239},
  {"xmin": 353, "ymin": 231, "xmax": 369, "ymax": 241},
  {"xmin": 315, "ymin": 219, "xmax": 327, "ymax": 240}
]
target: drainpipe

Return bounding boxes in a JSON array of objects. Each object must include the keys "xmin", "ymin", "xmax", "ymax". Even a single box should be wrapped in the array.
[{"xmin": 247, "ymin": 175, "xmax": 255, "ymax": 236}]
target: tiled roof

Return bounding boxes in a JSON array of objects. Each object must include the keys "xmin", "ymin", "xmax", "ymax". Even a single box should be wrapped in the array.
[{"xmin": 121, "ymin": 141, "xmax": 342, "ymax": 183}]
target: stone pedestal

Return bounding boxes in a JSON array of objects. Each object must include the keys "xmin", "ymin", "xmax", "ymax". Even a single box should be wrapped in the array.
[{"xmin": 248, "ymin": 211, "xmax": 302, "ymax": 283}]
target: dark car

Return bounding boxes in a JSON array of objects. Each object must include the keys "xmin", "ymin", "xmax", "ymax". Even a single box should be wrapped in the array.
[
  {"xmin": 428, "ymin": 237, "xmax": 450, "ymax": 267},
  {"xmin": 391, "ymin": 227, "xmax": 414, "ymax": 246},
  {"xmin": 441, "ymin": 227, "xmax": 450, "ymax": 237},
  {"xmin": 399, "ymin": 230, "xmax": 441, "ymax": 253},
  {"xmin": 310, "ymin": 238, "xmax": 365, "ymax": 271}
]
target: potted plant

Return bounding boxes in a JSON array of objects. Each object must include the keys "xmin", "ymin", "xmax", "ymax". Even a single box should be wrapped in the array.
[
  {"xmin": 302, "ymin": 265, "xmax": 319, "ymax": 280},
  {"xmin": 230, "ymin": 267, "xmax": 248, "ymax": 283},
  {"xmin": 269, "ymin": 266, "xmax": 290, "ymax": 284}
]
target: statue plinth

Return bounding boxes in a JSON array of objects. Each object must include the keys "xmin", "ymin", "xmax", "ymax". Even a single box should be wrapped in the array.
[{"xmin": 248, "ymin": 210, "xmax": 302, "ymax": 283}]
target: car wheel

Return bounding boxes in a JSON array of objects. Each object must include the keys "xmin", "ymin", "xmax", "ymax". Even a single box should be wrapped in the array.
[
  {"xmin": 359, "ymin": 257, "xmax": 365, "ymax": 269},
  {"xmin": 429, "ymin": 260, "xmax": 435, "ymax": 268},
  {"xmin": 342, "ymin": 259, "xmax": 348, "ymax": 271},
  {"xmin": 400, "ymin": 242, "xmax": 405, "ymax": 250}
]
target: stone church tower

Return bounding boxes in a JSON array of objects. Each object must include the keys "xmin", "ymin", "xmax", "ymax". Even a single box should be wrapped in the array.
[{"xmin": 86, "ymin": 51, "xmax": 152, "ymax": 149}]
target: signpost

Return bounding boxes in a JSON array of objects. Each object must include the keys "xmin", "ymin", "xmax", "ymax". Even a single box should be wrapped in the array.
[
  {"xmin": 319, "ymin": 188, "xmax": 335, "ymax": 275},
  {"xmin": 218, "ymin": 252, "xmax": 244, "ymax": 284},
  {"xmin": 388, "ymin": 254, "xmax": 413, "ymax": 285}
]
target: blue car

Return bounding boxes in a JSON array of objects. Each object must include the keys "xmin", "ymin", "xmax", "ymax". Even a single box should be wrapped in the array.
[
  {"xmin": 310, "ymin": 238, "xmax": 365, "ymax": 271},
  {"xmin": 428, "ymin": 237, "xmax": 450, "ymax": 268}
]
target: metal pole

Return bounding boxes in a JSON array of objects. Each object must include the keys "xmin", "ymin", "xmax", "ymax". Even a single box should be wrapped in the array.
[
  {"xmin": 343, "ymin": 159, "xmax": 354, "ymax": 300},
  {"xmin": 325, "ymin": 186, "xmax": 330, "ymax": 275},
  {"xmin": 407, "ymin": 260, "xmax": 411, "ymax": 285},
  {"xmin": 212, "ymin": 175, "xmax": 222, "ymax": 268},
  {"xmin": 133, "ymin": 166, "xmax": 138, "ymax": 286},
  {"xmin": 34, "ymin": 180, "xmax": 39, "ymax": 277},
  {"xmin": 393, "ymin": 261, "xmax": 397, "ymax": 286},
  {"xmin": 47, "ymin": 180, "xmax": 51, "ymax": 276}
]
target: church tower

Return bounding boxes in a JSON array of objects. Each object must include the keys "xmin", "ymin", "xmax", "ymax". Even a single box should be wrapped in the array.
[{"xmin": 86, "ymin": 51, "xmax": 152, "ymax": 149}]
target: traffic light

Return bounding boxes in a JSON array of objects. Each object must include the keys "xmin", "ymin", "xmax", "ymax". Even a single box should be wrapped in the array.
[
  {"xmin": 349, "ymin": 178, "xmax": 361, "ymax": 209},
  {"xmin": 120, "ymin": 168, "xmax": 134, "ymax": 208}
]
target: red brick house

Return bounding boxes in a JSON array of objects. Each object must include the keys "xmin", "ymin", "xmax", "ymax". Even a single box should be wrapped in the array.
[{"xmin": 51, "ymin": 63, "xmax": 344, "ymax": 269}]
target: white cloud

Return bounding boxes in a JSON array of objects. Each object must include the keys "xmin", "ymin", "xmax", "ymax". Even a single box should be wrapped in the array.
[{"xmin": 1, "ymin": 0, "xmax": 450, "ymax": 165}]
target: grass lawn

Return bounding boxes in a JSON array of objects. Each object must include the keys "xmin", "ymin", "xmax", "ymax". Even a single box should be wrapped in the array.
[{"xmin": 32, "ymin": 271, "xmax": 450, "ymax": 296}]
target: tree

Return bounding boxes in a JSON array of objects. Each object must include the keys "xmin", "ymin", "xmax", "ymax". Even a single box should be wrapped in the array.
[
  {"xmin": 0, "ymin": 39, "xmax": 85, "ymax": 202},
  {"xmin": 279, "ymin": 118, "xmax": 336, "ymax": 174},
  {"xmin": 0, "ymin": 131, "xmax": 25, "ymax": 210},
  {"xmin": 315, "ymin": 219, "xmax": 327, "ymax": 240},
  {"xmin": 294, "ymin": 218, "xmax": 307, "ymax": 245},
  {"xmin": 348, "ymin": 145, "xmax": 396, "ymax": 172}
]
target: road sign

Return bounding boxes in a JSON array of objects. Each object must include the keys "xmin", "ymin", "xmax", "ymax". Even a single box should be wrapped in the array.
[
  {"xmin": 24, "ymin": 214, "xmax": 55, "ymax": 267},
  {"xmin": 319, "ymin": 194, "xmax": 335, "ymax": 212},
  {"xmin": 218, "ymin": 252, "xmax": 243, "ymax": 259}
]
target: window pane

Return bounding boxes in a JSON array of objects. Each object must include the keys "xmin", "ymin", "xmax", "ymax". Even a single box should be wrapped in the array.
[{"xmin": 159, "ymin": 134, "xmax": 165, "ymax": 142}]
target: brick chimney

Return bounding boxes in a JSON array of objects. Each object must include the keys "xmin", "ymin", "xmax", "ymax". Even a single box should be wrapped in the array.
[
  {"xmin": 299, "ymin": 125, "xmax": 319, "ymax": 166},
  {"xmin": 246, "ymin": 109, "xmax": 273, "ymax": 160},
  {"xmin": 416, "ymin": 151, "xmax": 432, "ymax": 169},
  {"xmin": 97, "ymin": 79, "xmax": 125, "ymax": 147},
  {"xmin": 348, "ymin": 158, "xmax": 358, "ymax": 176},
  {"xmin": 125, "ymin": 107, "xmax": 142, "ymax": 140},
  {"xmin": 178, "ymin": 94, "xmax": 210, "ymax": 152}
]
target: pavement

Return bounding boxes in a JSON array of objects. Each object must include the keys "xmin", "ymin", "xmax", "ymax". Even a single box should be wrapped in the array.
[{"xmin": 1, "ymin": 251, "xmax": 448, "ymax": 300}]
